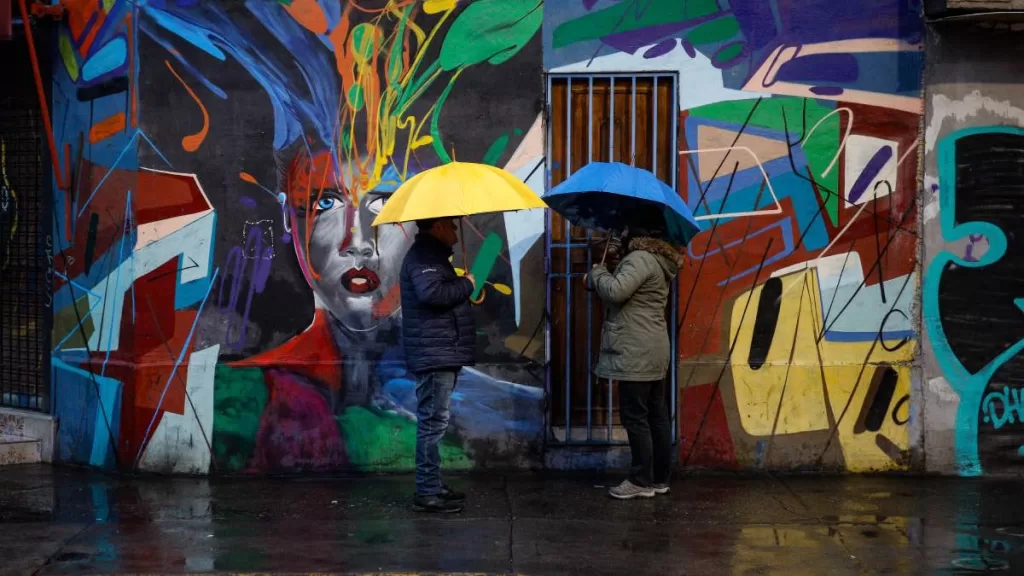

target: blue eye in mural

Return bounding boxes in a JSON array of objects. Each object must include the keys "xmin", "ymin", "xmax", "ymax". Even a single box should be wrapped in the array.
[{"xmin": 316, "ymin": 197, "xmax": 339, "ymax": 212}]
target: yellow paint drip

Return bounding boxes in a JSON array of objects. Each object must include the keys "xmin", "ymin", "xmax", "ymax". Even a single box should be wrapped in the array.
[
  {"xmin": 59, "ymin": 33, "xmax": 78, "ymax": 81},
  {"xmin": 424, "ymin": 0, "xmax": 458, "ymax": 14}
]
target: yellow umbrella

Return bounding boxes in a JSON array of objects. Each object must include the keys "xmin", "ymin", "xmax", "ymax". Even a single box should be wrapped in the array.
[{"xmin": 371, "ymin": 161, "xmax": 546, "ymax": 226}]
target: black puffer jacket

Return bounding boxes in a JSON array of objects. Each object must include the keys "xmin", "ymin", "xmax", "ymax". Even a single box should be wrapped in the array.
[{"xmin": 400, "ymin": 233, "xmax": 476, "ymax": 374}]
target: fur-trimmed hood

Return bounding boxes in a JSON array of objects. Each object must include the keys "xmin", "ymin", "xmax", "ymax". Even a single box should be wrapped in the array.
[{"xmin": 628, "ymin": 236, "xmax": 683, "ymax": 278}]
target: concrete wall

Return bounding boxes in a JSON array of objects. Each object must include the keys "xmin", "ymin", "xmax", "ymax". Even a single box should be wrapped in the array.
[
  {"xmin": 921, "ymin": 20, "xmax": 1024, "ymax": 476},
  {"xmin": 48, "ymin": 0, "xmax": 547, "ymax": 474},
  {"xmin": 546, "ymin": 0, "xmax": 924, "ymax": 472},
  {"xmin": 47, "ymin": 1, "xmax": 1024, "ymax": 477}
]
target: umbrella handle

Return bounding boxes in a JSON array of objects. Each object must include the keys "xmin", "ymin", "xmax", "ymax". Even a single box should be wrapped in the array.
[
  {"xmin": 460, "ymin": 218, "xmax": 468, "ymax": 269},
  {"xmin": 600, "ymin": 236, "xmax": 611, "ymax": 266}
]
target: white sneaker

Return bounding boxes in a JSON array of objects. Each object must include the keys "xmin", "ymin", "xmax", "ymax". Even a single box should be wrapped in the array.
[
  {"xmin": 652, "ymin": 483, "xmax": 671, "ymax": 495},
  {"xmin": 608, "ymin": 480, "xmax": 656, "ymax": 500}
]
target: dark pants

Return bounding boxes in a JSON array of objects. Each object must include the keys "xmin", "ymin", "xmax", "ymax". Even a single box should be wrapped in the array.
[
  {"xmin": 414, "ymin": 369, "xmax": 458, "ymax": 496},
  {"xmin": 619, "ymin": 379, "xmax": 672, "ymax": 487}
]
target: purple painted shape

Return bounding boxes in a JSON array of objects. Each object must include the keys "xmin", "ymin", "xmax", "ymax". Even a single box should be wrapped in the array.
[
  {"xmin": 239, "ymin": 195, "xmax": 257, "ymax": 209},
  {"xmin": 810, "ymin": 86, "xmax": 845, "ymax": 96},
  {"xmin": 681, "ymin": 39, "xmax": 696, "ymax": 58},
  {"xmin": 776, "ymin": 53, "xmax": 859, "ymax": 83},
  {"xmin": 281, "ymin": 232, "xmax": 292, "ymax": 244},
  {"xmin": 583, "ymin": 0, "xmax": 600, "ymax": 10},
  {"xmin": 847, "ymin": 146, "xmax": 894, "ymax": 204},
  {"xmin": 601, "ymin": 22, "xmax": 690, "ymax": 54},
  {"xmin": 599, "ymin": 10, "xmax": 726, "ymax": 55},
  {"xmin": 643, "ymin": 38, "xmax": 677, "ymax": 59},
  {"xmin": 217, "ymin": 228, "xmax": 273, "ymax": 350}
]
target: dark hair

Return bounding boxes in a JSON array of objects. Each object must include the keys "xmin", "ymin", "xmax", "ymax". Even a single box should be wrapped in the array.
[
  {"xmin": 626, "ymin": 205, "xmax": 666, "ymax": 239},
  {"xmin": 416, "ymin": 218, "xmax": 440, "ymax": 231}
]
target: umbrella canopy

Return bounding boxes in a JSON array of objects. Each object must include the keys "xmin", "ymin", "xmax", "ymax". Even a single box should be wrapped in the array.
[
  {"xmin": 542, "ymin": 161, "xmax": 703, "ymax": 246},
  {"xmin": 372, "ymin": 161, "xmax": 546, "ymax": 226}
]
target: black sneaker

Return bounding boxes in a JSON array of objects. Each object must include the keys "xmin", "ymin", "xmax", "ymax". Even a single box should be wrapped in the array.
[
  {"xmin": 413, "ymin": 494, "xmax": 463, "ymax": 514},
  {"xmin": 440, "ymin": 485, "xmax": 465, "ymax": 502}
]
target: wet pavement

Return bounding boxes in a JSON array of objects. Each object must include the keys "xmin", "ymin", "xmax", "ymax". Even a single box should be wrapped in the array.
[{"xmin": 2, "ymin": 464, "xmax": 1023, "ymax": 575}]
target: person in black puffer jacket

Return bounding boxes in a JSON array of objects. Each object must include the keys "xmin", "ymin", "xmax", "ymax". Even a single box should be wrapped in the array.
[{"xmin": 399, "ymin": 217, "xmax": 477, "ymax": 514}]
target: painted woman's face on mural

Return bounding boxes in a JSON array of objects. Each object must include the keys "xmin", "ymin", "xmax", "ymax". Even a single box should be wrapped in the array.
[{"xmin": 287, "ymin": 150, "xmax": 412, "ymax": 332}]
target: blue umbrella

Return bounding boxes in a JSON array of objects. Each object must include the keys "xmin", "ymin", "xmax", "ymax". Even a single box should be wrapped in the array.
[{"xmin": 542, "ymin": 161, "xmax": 703, "ymax": 246}]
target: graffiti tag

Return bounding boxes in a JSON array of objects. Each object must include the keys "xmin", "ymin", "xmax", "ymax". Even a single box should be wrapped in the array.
[{"xmin": 982, "ymin": 386, "xmax": 1024, "ymax": 430}]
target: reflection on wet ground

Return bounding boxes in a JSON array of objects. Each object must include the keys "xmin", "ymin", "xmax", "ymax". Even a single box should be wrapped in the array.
[{"xmin": 2, "ymin": 464, "xmax": 1023, "ymax": 575}]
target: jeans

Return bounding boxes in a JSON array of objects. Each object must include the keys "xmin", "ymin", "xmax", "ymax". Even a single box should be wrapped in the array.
[
  {"xmin": 619, "ymin": 379, "xmax": 672, "ymax": 487},
  {"xmin": 415, "ymin": 369, "xmax": 458, "ymax": 496}
]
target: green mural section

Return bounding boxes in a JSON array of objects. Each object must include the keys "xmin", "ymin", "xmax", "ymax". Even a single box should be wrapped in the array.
[
  {"xmin": 212, "ymin": 366, "xmax": 268, "ymax": 472},
  {"xmin": 212, "ymin": 366, "xmax": 471, "ymax": 472},
  {"xmin": 336, "ymin": 406, "xmax": 472, "ymax": 472},
  {"xmin": 688, "ymin": 97, "xmax": 842, "ymax": 224}
]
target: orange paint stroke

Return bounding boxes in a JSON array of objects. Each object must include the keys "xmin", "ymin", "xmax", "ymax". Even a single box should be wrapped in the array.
[
  {"xmin": 88, "ymin": 112, "xmax": 127, "ymax": 144},
  {"xmin": 283, "ymin": 0, "xmax": 328, "ymax": 35},
  {"xmin": 239, "ymin": 172, "xmax": 258, "ymax": 184},
  {"xmin": 164, "ymin": 60, "xmax": 209, "ymax": 152}
]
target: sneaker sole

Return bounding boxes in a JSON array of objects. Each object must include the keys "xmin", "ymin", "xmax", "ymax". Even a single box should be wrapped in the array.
[
  {"xmin": 653, "ymin": 487, "xmax": 670, "ymax": 495},
  {"xmin": 609, "ymin": 491, "xmax": 656, "ymax": 500}
]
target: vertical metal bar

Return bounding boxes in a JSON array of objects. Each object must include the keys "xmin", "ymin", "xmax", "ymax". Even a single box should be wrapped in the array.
[
  {"xmin": 607, "ymin": 76, "xmax": 614, "ymax": 441},
  {"xmin": 670, "ymin": 76, "xmax": 679, "ymax": 444},
  {"xmin": 609, "ymin": 77, "xmax": 614, "ymax": 162},
  {"xmin": 630, "ymin": 76, "xmax": 636, "ymax": 167},
  {"xmin": 544, "ymin": 75, "xmax": 553, "ymax": 445},
  {"xmin": 586, "ymin": 77, "xmax": 593, "ymax": 442},
  {"xmin": 652, "ymin": 77, "xmax": 659, "ymax": 178},
  {"xmin": 564, "ymin": 78, "xmax": 572, "ymax": 443}
]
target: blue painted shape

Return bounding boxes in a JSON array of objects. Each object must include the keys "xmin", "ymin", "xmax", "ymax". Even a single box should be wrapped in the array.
[
  {"xmin": 826, "ymin": 330, "xmax": 915, "ymax": 343},
  {"xmin": 1015, "ymin": 298, "xmax": 1024, "ymax": 314},
  {"xmin": 922, "ymin": 125, "xmax": 1024, "ymax": 477},
  {"xmin": 81, "ymin": 36, "xmax": 128, "ymax": 82},
  {"xmin": 174, "ymin": 214, "xmax": 217, "ymax": 310},
  {"xmin": 776, "ymin": 53, "xmax": 860, "ymax": 83},
  {"xmin": 681, "ymin": 117, "xmax": 828, "ymax": 250},
  {"xmin": 90, "ymin": 373, "xmax": 122, "ymax": 468},
  {"xmin": 52, "ymin": 358, "xmax": 121, "ymax": 468},
  {"xmin": 144, "ymin": 8, "xmax": 227, "ymax": 61},
  {"xmin": 774, "ymin": 52, "xmax": 924, "ymax": 98},
  {"xmin": 140, "ymin": 1, "xmax": 342, "ymax": 150},
  {"xmin": 847, "ymin": 145, "xmax": 893, "ymax": 204},
  {"xmin": 140, "ymin": 20, "xmax": 228, "ymax": 99}
]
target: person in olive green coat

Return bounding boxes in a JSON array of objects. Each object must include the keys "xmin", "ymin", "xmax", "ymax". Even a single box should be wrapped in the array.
[{"xmin": 586, "ymin": 229, "xmax": 683, "ymax": 500}]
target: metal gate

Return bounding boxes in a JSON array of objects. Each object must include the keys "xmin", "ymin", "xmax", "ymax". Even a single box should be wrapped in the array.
[
  {"xmin": 0, "ymin": 24, "xmax": 53, "ymax": 412},
  {"xmin": 545, "ymin": 73, "xmax": 678, "ymax": 445}
]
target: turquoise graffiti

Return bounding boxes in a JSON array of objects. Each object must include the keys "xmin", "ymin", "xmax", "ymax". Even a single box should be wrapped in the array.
[{"xmin": 924, "ymin": 126, "xmax": 1024, "ymax": 476}]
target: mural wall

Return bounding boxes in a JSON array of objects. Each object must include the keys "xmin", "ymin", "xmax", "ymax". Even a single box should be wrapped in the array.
[
  {"xmin": 49, "ymin": 0, "xmax": 547, "ymax": 474},
  {"xmin": 922, "ymin": 21, "xmax": 1024, "ymax": 476},
  {"xmin": 546, "ymin": 0, "xmax": 924, "ymax": 472}
]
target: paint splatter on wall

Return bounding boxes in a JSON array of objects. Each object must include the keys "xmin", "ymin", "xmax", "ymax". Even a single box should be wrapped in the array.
[{"xmin": 49, "ymin": 0, "xmax": 547, "ymax": 474}]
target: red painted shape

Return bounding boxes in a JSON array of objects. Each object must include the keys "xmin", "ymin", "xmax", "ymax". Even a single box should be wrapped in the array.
[
  {"xmin": 0, "ymin": 0, "xmax": 11, "ymax": 41},
  {"xmin": 82, "ymin": 259, "xmax": 202, "ymax": 466},
  {"xmin": 680, "ymin": 384, "xmax": 738, "ymax": 469},
  {"xmin": 53, "ymin": 162, "xmax": 212, "ymax": 291},
  {"xmin": 231, "ymin": 309, "xmax": 344, "ymax": 392}
]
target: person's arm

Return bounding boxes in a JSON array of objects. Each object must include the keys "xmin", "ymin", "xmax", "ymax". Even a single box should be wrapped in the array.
[
  {"xmin": 589, "ymin": 255, "xmax": 646, "ymax": 305},
  {"xmin": 410, "ymin": 265, "xmax": 474, "ymax": 309}
]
